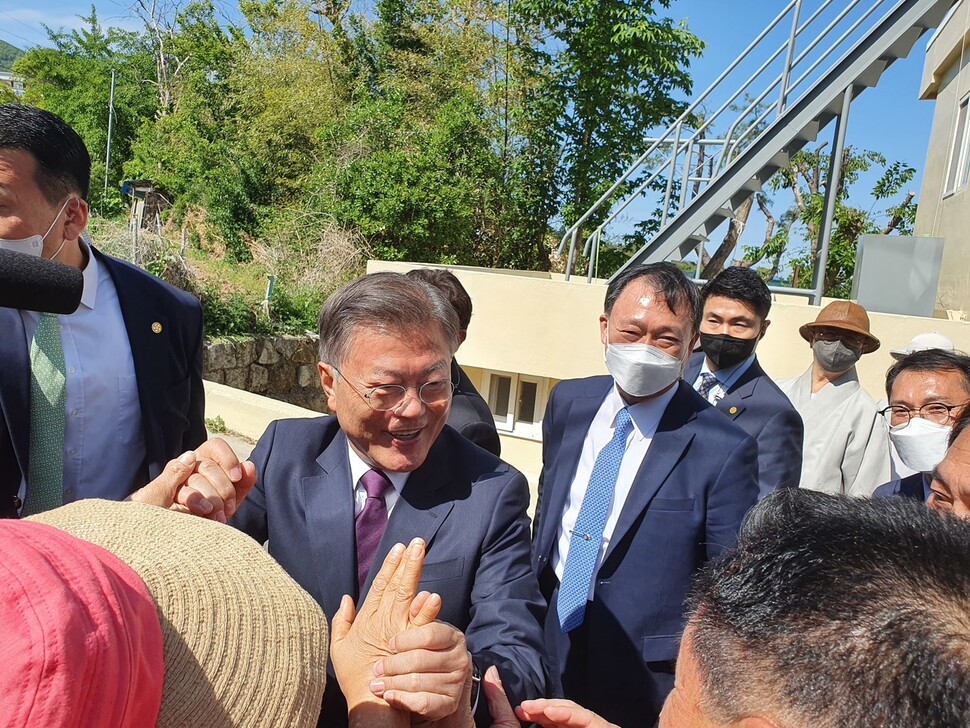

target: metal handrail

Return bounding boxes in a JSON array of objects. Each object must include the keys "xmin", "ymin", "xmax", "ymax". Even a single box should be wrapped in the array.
[{"xmin": 560, "ymin": 0, "xmax": 912, "ymax": 284}]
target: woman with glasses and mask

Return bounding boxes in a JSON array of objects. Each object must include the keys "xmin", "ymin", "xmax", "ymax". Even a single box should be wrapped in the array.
[{"xmin": 778, "ymin": 301, "xmax": 890, "ymax": 496}]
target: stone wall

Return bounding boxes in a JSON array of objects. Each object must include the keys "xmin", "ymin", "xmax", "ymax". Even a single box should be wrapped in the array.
[{"xmin": 203, "ymin": 335, "xmax": 328, "ymax": 413}]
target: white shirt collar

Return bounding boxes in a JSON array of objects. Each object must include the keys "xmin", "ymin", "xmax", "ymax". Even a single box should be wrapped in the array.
[
  {"xmin": 346, "ymin": 440, "xmax": 410, "ymax": 495},
  {"xmin": 700, "ymin": 352, "xmax": 756, "ymax": 391},
  {"xmin": 77, "ymin": 236, "xmax": 99, "ymax": 311},
  {"xmin": 606, "ymin": 380, "xmax": 680, "ymax": 441}
]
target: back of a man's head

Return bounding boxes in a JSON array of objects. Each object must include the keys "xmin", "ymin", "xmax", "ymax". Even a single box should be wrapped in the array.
[
  {"xmin": 405, "ymin": 268, "xmax": 473, "ymax": 333},
  {"xmin": 0, "ymin": 104, "xmax": 91, "ymax": 203},
  {"xmin": 688, "ymin": 489, "xmax": 970, "ymax": 727}
]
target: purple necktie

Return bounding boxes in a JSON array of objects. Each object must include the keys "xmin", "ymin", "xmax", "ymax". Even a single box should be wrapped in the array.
[{"xmin": 356, "ymin": 469, "xmax": 392, "ymax": 593}]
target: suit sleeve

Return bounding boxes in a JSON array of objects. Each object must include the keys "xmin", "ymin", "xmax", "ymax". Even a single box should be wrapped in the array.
[
  {"xmin": 845, "ymin": 408, "xmax": 891, "ymax": 498},
  {"xmin": 466, "ymin": 470, "xmax": 547, "ymax": 722},
  {"xmin": 182, "ymin": 297, "xmax": 207, "ymax": 451},
  {"xmin": 755, "ymin": 409, "xmax": 804, "ymax": 497},
  {"xmin": 705, "ymin": 433, "xmax": 760, "ymax": 560},
  {"xmin": 229, "ymin": 420, "xmax": 277, "ymax": 544},
  {"xmin": 533, "ymin": 382, "xmax": 559, "ymax": 540}
]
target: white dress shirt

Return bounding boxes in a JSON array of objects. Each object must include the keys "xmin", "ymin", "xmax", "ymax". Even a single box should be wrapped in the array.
[
  {"xmin": 553, "ymin": 383, "xmax": 678, "ymax": 601},
  {"xmin": 347, "ymin": 442, "xmax": 410, "ymax": 517},
  {"xmin": 692, "ymin": 353, "xmax": 756, "ymax": 404},
  {"xmin": 19, "ymin": 241, "xmax": 145, "ymax": 506}
]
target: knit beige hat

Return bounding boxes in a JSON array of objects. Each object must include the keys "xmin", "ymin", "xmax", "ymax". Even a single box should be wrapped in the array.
[{"xmin": 28, "ymin": 499, "xmax": 329, "ymax": 728}]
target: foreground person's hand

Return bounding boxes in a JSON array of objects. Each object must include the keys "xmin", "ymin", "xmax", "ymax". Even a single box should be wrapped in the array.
[
  {"xmin": 128, "ymin": 440, "xmax": 255, "ymax": 522},
  {"xmin": 331, "ymin": 539, "xmax": 440, "ymax": 726}
]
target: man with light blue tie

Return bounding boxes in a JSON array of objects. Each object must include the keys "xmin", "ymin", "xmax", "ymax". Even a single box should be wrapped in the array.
[
  {"xmin": 532, "ymin": 262, "xmax": 760, "ymax": 727},
  {"xmin": 0, "ymin": 104, "xmax": 206, "ymax": 518}
]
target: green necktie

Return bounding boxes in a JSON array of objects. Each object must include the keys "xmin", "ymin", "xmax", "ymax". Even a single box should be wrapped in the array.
[{"xmin": 22, "ymin": 313, "xmax": 66, "ymax": 516}]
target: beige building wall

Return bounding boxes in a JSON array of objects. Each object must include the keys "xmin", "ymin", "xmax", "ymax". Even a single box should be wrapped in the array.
[
  {"xmin": 915, "ymin": 1, "xmax": 970, "ymax": 316},
  {"xmin": 370, "ymin": 261, "xmax": 970, "ymax": 488}
]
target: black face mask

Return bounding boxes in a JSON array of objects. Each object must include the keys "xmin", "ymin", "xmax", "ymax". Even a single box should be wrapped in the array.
[{"xmin": 699, "ymin": 332, "xmax": 758, "ymax": 369}]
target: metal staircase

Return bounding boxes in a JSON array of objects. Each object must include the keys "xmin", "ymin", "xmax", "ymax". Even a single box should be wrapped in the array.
[{"xmin": 559, "ymin": 0, "xmax": 955, "ymax": 302}]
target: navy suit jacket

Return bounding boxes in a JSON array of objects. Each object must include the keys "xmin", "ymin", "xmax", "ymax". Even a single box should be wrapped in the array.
[
  {"xmin": 684, "ymin": 352, "xmax": 803, "ymax": 498},
  {"xmin": 872, "ymin": 472, "xmax": 926, "ymax": 501},
  {"xmin": 0, "ymin": 248, "xmax": 205, "ymax": 517},
  {"xmin": 448, "ymin": 359, "xmax": 501, "ymax": 457},
  {"xmin": 533, "ymin": 377, "xmax": 759, "ymax": 728},
  {"xmin": 231, "ymin": 416, "xmax": 546, "ymax": 727}
]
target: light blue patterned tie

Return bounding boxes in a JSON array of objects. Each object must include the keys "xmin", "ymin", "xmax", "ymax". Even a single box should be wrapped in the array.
[
  {"xmin": 558, "ymin": 407, "xmax": 633, "ymax": 632},
  {"xmin": 697, "ymin": 372, "xmax": 720, "ymax": 402},
  {"xmin": 22, "ymin": 313, "xmax": 66, "ymax": 516}
]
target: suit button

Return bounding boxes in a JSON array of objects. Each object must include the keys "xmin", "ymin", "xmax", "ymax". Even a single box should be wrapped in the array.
[{"xmin": 12, "ymin": 496, "xmax": 21, "ymax": 510}]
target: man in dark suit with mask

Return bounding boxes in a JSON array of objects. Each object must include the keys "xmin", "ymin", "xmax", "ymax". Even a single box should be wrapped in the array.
[
  {"xmin": 532, "ymin": 262, "xmax": 759, "ymax": 728},
  {"xmin": 684, "ymin": 266, "xmax": 803, "ymax": 498}
]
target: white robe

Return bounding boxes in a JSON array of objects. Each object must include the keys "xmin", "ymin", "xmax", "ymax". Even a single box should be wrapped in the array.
[{"xmin": 778, "ymin": 366, "xmax": 890, "ymax": 496}]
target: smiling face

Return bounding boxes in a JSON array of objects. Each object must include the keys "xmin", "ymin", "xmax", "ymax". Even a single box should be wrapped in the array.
[
  {"xmin": 599, "ymin": 280, "xmax": 697, "ymax": 401},
  {"xmin": 318, "ymin": 326, "xmax": 452, "ymax": 473}
]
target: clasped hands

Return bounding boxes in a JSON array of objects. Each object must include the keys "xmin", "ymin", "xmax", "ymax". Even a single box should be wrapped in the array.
[{"xmin": 128, "ymin": 437, "xmax": 256, "ymax": 523}]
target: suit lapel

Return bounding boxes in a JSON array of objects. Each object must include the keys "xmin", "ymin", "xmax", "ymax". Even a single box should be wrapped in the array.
[
  {"xmin": 303, "ymin": 430, "xmax": 357, "ymax": 617},
  {"xmin": 603, "ymin": 383, "xmax": 696, "ymax": 565},
  {"xmin": 718, "ymin": 361, "xmax": 761, "ymax": 421},
  {"xmin": 535, "ymin": 383, "xmax": 611, "ymax": 561},
  {"xmin": 98, "ymin": 251, "xmax": 169, "ymax": 465},
  {"xmin": 360, "ymin": 439, "xmax": 456, "ymax": 598},
  {"xmin": 0, "ymin": 307, "xmax": 29, "ymax": 475}
]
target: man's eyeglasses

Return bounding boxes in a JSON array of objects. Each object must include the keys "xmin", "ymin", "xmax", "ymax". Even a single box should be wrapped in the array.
[
  {"xmin": 332, "ymin": 366, "xmax": 456, "ymax": 412},
  {"xmin": 879, "ymin": 402, "xmax": 968, "ymax": 427}
]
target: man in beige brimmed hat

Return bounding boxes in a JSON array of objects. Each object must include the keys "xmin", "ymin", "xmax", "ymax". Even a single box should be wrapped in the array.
[{"xmin": 778, "ymin": 301, "xmax": 890, "ymax": 496}]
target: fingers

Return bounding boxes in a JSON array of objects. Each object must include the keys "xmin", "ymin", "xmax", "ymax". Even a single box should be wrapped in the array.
[
  {"xmin": 331, "ymin": 594, "xmax": 357, "ymax": 644},
  {"xmin": 363, "ymin": 542, "xmax": 407, "ymax": 614},
  {"xmin": 483, "ymin": 666, "xmax": 519, "ymax": 728},
  {"xmin": 515, "ymin": 699, "xmax": 619, "ymax": 728},
  {"xmin": 395, "ymin": 538, "xmax": 426, "ymax": 604},
  {"xmin": 409, "ymin": 591, "xmax": 441, "ymax": 628},
  {"xmin": 373, "ymin": 624, "xmax": 469, "ymax": 720},
  {"xmin": 194, "ymin": 436, "xmax": 244, "ymax": 482},
  {"xmin": 128, "ymin": 451, "xmax": 198, "ymax": 508}
]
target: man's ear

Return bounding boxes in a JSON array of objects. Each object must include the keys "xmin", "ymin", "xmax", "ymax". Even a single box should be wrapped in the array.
[
  {"xmin": 599, "ymin": 314, "xmax": 609, "ymax": 346},
  {"xmin": 62, "ymin": 197, "xmax": 89, "ymax": 242},
  {"xmin": 759, "ymin": 319, "xmax": 771, "ymax": 340},
  {"xmin": 319, "ymin": 362, "xmax": 338, "ymax": 410}
]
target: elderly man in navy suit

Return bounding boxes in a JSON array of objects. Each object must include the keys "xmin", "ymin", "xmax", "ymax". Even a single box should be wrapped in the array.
[
  {"xmin": 0, "ymin": 104, "xmax": 205, "ymax": 518},
  {"xmin": 231, "ymin": 272, "xmax": 545, "ymax": 727},
  {"xmin": 532, "ymin": 262, "xmax": 759, "ymax": 728},
  {"xmin": 873, "ymin": 349, "xmax": 970, "ymax": 502},
  {"xmin": 683, "ymin": 266, "xmax": 803, "ymax": 498}
]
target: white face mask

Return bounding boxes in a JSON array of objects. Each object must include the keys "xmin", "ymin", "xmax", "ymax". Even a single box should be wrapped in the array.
[
  {"xmin": 889, "ymin": 417, "xmax": 952, "ymax": 473},
  {"xmin": 0, "ymin": 198, "xmax": 72, "ymax": 260},
  {"xmin": 605, "ymin": 340, "xmax": 684, "ymax": 398}
]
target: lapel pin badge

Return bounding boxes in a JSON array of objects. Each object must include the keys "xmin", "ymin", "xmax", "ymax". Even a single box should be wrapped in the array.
[
  {"xmin": 729, "ymin": 406, "xmax": 738, "ymax": 414},
  {"xmin": 151, "ymin": 322, "xmax": 163, "ymax": 334}
]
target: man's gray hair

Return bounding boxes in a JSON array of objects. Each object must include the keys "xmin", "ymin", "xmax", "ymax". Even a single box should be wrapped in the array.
[{"xmin": 317, "ymin": 272, "xmax": 460, "ymax": 366}]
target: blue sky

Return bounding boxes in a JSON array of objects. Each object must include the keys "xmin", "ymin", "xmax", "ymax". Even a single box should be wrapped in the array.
[{"xmin": 0, "ymin": 0, "xmax": 937, "ymax": 265}]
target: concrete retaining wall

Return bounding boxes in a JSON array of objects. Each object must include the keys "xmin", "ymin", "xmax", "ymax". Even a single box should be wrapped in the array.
[{"xmin": 203, "ymin": 335, "xmax": 327, "ymax": 412}]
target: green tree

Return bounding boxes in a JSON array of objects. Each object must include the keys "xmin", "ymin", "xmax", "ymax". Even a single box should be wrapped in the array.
[
  {"xmin": 511, "ymin": 0, "xmax": 704, "ymax": 270},
  {"xmin": 737, "ymin": 145, "xmax": 917, "ymax": 297},
  {"xmin": 13, "ymin": 7, "xmax": 156, "ymax": 208}
]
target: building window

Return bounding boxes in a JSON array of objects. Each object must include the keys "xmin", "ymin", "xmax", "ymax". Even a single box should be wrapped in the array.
[
  {"xmin": 944, "ymin": 95, "xmax": 970, "ymax": 195},
  {"xmin": 482, "ymin": 371, "xmax": 549, "ymax": 438}
]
